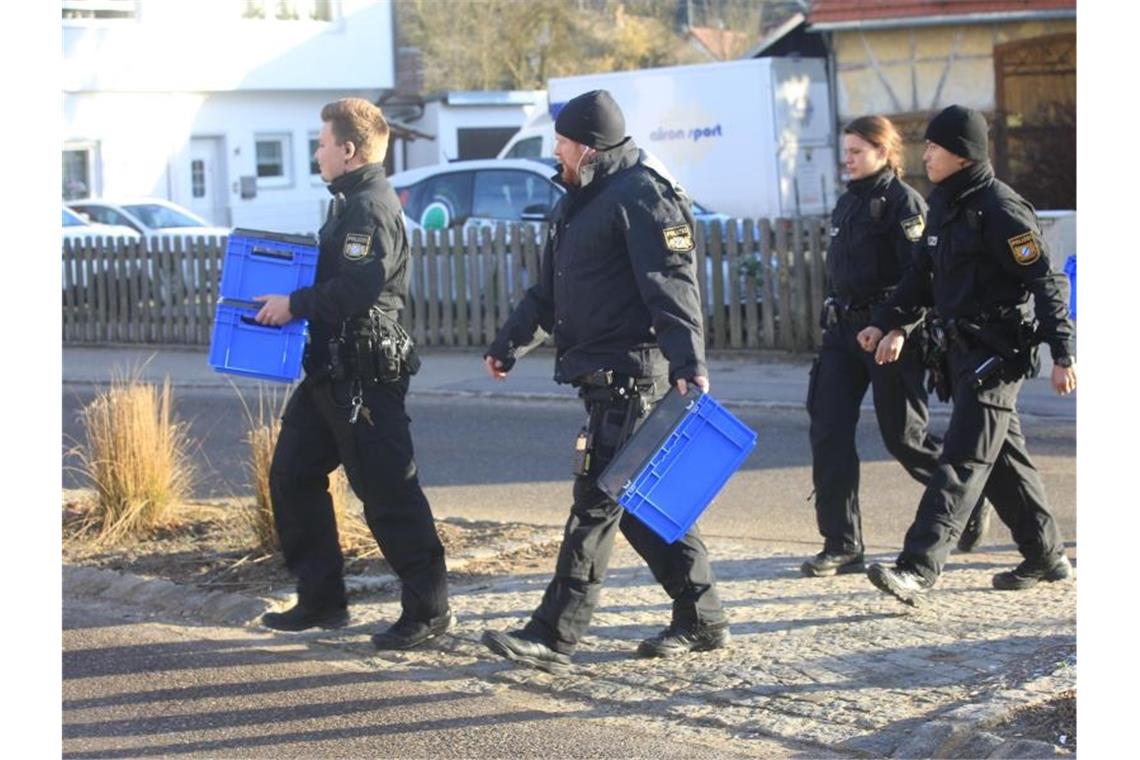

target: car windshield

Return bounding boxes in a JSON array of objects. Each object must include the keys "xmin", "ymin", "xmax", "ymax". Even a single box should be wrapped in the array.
[
  {"xmin": 123, "ymin": 204, "xmax": 206, "ymax": 229},
  {"xmin": 62, "ymin": 209, "xmax": 87, "ymax": 226}
]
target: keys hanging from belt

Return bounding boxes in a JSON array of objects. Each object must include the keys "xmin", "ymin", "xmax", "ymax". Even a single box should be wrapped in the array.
[{"xmin": 348, "ymin": 382, "xmax": 373, "ymax": 426}]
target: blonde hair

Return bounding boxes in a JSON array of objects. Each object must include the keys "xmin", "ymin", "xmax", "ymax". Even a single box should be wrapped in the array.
[
  {"xmin": 320, "ymin": 98, "xmax": 390, "ymax": 163},
  {"xmin": 844, "ymin": 115, "xmax": 905, "ymax": 178}
]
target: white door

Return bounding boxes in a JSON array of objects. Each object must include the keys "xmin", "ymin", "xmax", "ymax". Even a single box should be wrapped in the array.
[{"xmin": 187, "ymin": 137, "xmax": 228, "ymax": 225}]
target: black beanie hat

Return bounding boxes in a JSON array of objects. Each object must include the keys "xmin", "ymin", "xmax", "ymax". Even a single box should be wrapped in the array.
[
  {"xmin": 924, "ymin": 105, "xmax": 989, "ymax": 162},
  {"xmin": 554, "ymin": 89, "xmax": 626, "ymax": 150}
]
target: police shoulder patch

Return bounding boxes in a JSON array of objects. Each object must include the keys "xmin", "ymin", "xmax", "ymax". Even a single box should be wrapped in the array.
[
  {"xmin": 900, "ymin": 214, "xmax": 925, "ymax": 243},
  {"xmin": 343, "ymin": 232, "xmax": 373, "ymax": 261},
  {"xmin": 663, "ymin": 223, "xmax": 694, "ymax": 252},
  {"xmin": 1007, "ymin": 231, "xmax": 1041, "ymax": 266}
]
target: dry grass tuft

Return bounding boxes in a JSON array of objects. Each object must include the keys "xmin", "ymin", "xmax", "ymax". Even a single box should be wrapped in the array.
[
  {"xmin": 70, "ymin": 375, "xmax": 194, "ymax": 544},
  {"xmin": 236, "ymin": 384, "xmax": 375, "ymax": 556}
]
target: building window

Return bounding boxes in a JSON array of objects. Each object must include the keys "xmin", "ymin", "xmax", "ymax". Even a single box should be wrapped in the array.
[
  {"xmin": 241, "ymin": 1, "xmax": 333, "ymax": 21},
  {"xmin": 191, "ymin": 160, "xmax": 206, "ymax": 198},
  {"xmin": 308, "ymin": 134, "xmax": 322, "ymax": 180},
  {"xmin": 255, "ymin": 134, "xmax": 293, "ymax": 188},
  {"xmin": 62, "ymin": 0, "xmax": 137, "ymax": 20},
  {"xmin": 63, "ymin": 145, "xmax": 97, "ymax": 200}
]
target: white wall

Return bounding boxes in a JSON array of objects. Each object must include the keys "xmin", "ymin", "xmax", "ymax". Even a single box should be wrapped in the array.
[
  {"xmin": 62, "ymin": 0, "xmax": 397, "ymax": 235},
  {"xmin": 62, "ymin": 0, "xmax": 395, "ymax": 93},
  {"xmin": 64, "ymin": 89, "xmax": 384, "ymax": 235}
]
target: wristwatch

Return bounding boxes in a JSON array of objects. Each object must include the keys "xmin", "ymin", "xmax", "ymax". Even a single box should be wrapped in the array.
[{"xmin": 1055, "ymin": 355, "xmax": 1075, "ymax": 368}]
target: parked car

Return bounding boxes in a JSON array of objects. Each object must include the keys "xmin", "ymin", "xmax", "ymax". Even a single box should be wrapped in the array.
[
  {"xmin": 391, "ymin": 158, "xmax": 561, "ymax": 239},
  {"xmin": 389, "ymin": 157, "xmax": 758, "ymax": 315},
  {"xmin": 65, "ymin": 199, "xmax": 228, "ymax": 299},
  {"xmin": 66, "ymin": 198, "xmax": 230, "ymax": 241},
  {"xmin": 62, "ymin": 207, "xmax": 141, "ymax": 242}
]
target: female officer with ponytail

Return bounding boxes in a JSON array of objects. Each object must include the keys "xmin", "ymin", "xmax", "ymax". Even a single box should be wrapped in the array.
[{"xmin": 802, "ymin": 115, "xmax": 991, "ymax": 578}]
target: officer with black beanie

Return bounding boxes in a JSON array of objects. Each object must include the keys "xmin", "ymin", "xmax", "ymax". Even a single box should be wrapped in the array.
[
  {"xmin": 855, "ymin": 104, "xmax": 1076, "ymax": 606},
  {"xmin": 480, "ymin": 89, "xmax": 730, "ymax": 673}
]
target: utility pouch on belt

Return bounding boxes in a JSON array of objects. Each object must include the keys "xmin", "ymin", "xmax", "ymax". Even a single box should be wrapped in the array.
[{"xmin": 339, "ymin": 310, "xmax": 421, "ymax": 386}]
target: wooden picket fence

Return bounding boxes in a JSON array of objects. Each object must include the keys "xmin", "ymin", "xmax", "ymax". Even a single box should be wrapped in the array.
[{"xmin": 61, "ymin": 218, "xmax": 830, "ymax": 353}]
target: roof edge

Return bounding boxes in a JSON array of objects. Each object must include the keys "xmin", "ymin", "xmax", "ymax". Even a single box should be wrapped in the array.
[{"xmin": 808, "ymin": 9, "xmax": 1075, "ymax": 32}]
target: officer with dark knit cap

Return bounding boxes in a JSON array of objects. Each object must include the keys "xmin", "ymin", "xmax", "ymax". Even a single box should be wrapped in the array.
[
  {"xmin": 801, "ymin": 113, "xmax": 993, "ymax": 582},
  {"xmin": 479, "ymin": 88, "xmax": 730, "ymax": 673},
  {"xmin": 856, "ymin": 104, "xmax": 1076, "ymax": 606}
]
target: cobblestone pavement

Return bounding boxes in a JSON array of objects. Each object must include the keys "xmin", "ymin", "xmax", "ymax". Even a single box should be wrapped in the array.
[{"xmin": 66, "ymin": 534, "xmax": 1076, "ymax": 758}]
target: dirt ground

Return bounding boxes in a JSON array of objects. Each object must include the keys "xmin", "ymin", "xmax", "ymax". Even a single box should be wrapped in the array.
[{"xmin": 62, "ymin": 489, "xmax": 561, "ymax": 598}]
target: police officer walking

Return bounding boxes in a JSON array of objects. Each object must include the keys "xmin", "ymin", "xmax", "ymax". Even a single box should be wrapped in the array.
[
  {"xmin": 803, "ymin": 115, "xmax": 991, "ymax": 579},
  {"xmin": 480, "ymin": 90, "xmax": 729, "ymax": 674},
  {"xmin": 253, "ymin": 98, "xmax": 451, "ymax": 646},
  {"xmin": 857, "ymin": 105, "xmax": 1075, "ymax": 606}
]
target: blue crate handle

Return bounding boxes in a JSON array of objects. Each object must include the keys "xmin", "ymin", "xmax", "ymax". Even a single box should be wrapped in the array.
[
  {"xmin": 250, "ymin": 245, "xmax": 296, "ymax": 262},
  {"xmin": 238, "ymin": 314, "xmax": 282, "ymax": 330}
]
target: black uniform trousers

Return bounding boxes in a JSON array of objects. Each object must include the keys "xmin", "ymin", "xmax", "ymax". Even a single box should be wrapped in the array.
[
  {"xmin": 525, "ymin": 382, "xmax": 727, "ymax": 655},
  {"xmin": 897, "ymin": 345, "xmax": 1065, "ymax": 583},
  {"xmin": 807, "ymin": 317, "xmax": 943, "ymax": 554},
  {"xmin": 269, "ymin": 374, "xmax": 448, "ymax": 620}
]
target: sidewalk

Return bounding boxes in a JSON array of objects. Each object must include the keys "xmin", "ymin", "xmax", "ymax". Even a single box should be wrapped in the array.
[
  {"xmin": 60, "ymin": 343, "xmax": 1077, "ymax": 757},
  {"xmin": 65, "ymin": 529, "xmax": 1076, "ymax": 758},
  {"xmin": 62, "ymin": 344, "xmax": 1077, "ymax": 419}
]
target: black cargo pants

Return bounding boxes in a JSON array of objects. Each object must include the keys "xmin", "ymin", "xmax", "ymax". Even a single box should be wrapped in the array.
[
  {"xmin": 525, "ymin": 379, "xmax": 728, "ymax": 655},
  {"xmin": 896, "ymin": 345, "xmax": 1065, "ymax": 582},
  {"xmin": 269, "ymin": 374, "xmax": 448, "ymax": 620},
  {"xmin": 807, "ymin": 317, "xmax": 944, "ymax": 554}
]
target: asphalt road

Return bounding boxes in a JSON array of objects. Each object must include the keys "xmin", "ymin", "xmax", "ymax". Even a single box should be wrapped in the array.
[
  {"xmin": 62, "ymin": 388, "xmax": 1076, "ymax": 554},
  {"xmin": 63, "ymin": 596, "xmax": 779, "ymax": 759}
]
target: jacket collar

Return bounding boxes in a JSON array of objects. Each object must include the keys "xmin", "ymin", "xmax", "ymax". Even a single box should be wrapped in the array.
[
  {"xmin": 932, "ymin": 161, "xmax": 993, "ymax": 209},
  {"xmin": 327, "ymin": 162, "xmax": 387, "ymax": 196},
  {"xmin": 845, "ymin": 166, "xmax": 893, "ymax": 197}
]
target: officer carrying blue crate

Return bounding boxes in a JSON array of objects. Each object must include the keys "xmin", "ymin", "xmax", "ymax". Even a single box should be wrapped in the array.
[
  {"xmin": 480, "ymin": 90, "xmax": 731, "ymax": 674},
  {"xmin": 252, "ymin": 98, "xmax": 452, "ymax": 648}
]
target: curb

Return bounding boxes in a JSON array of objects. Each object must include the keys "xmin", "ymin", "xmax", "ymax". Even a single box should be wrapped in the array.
[
  {"xmin": 64, "ymin": 565, "xmax": 272, "ymax": 627},
  {"xmin": 60, "ymin": 380, "xmax": 1076, "ymax": 422},
  {"xmin": 882, "ymin": 663, "xmax": 1075, "ymax": 758}
]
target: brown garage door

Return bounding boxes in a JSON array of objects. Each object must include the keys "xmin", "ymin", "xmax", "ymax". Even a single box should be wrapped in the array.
[{"xmin": 993, "ymin": 33, "xmax": 1076, "ymax": 210}]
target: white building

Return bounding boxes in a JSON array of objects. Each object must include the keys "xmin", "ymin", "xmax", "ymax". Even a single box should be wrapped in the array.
[
  {"xmin": 63, "ymin": 0, "xmax": 398, "ymax": 235},
  {"xmin": 398, "ymin": 91, "xmax": 546, "ymax": 168}
]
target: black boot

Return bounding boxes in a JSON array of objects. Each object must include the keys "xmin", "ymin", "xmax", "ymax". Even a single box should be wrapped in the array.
[
  {"xmin": 262, "ymin": 603, "xmax": 349, "ymax": 632},
  {"xmin": 371, "ymin": 610, "xmax": 455, "ymax": 650},
  {"xmin": 992, "ymin": 554, "xmax": 1073, "ymax": 590},
  {"xmin": 637, "ymin": 621, "xmax": 730, "ymax": 658},
  {"xmin": 801, "ymin": 550, "xmax": 864, "ymax": 577},
  {"xmin": 867, "ymin": 563, "xmax": 933, "ymax": 607},
  {"xmin": 481, "ymin": 629, "xmax": 572, "ymax": 675}
]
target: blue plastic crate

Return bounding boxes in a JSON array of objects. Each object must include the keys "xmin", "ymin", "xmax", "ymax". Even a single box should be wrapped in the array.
[
  {"xmin": 219, "ymin": 228, "xmax": 319, "ymax": 302},
  {"xmin": 598, "ymin": 390, "xmax": 757, "ymax": 544},
  {"xmin": 1063, "ymin": 254, "xmax": 1076, "ymax": 320},
  {"xmin": 208, "ymin": 302, "xmax": 308, "ymax": 383}
]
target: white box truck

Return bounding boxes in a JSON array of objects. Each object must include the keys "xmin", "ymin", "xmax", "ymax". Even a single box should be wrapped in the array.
[{"xmin": 498, "ymin": 58, "xmax": 837, "ymax": 219}]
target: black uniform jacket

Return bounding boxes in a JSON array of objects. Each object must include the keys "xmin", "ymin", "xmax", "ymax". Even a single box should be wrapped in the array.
[
  {"xmin": 872, "ymin": 163, "xmax": 1074, "ymax": 362},
  {"xmin": 827, "ymin": 167, "xmax": 927, "ymax": 333},
  {"xmin": 289, "ymin": 163, "xmax": 411, "ymax": 370},
  {"xmin": 487, "ymin": 138, "xmax": 706, "ymax": 385}
]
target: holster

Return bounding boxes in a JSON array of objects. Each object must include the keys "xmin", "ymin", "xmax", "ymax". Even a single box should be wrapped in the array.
[
  {"xmin": 950, "ymin": 316, "xmax": 1040, "ymax": 384},
  {"xmin": 331, "ymin": 309, "xmax": 421, "ymax": 386},
  {"xmin": 571, "ymin": 371, "xmax": 656, "ymax": 477}
]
